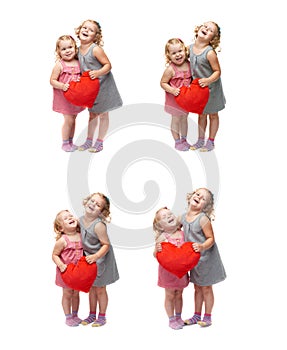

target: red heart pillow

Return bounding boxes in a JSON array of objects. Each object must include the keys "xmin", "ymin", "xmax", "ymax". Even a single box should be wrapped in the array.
[
  {"xmin": 61, "ymin": 256, "xmax": 97, "ymax": 293},
  {"xmin": 156, "ymin": 242, "xmax": 200, "ymax": 279},
  {"xmin": 64, "ymin": 71, "xmax": 100, "ymax": 108},
  {"xmin": 175, "ymin": 78, "xmax": 209, "ymax": 114}
]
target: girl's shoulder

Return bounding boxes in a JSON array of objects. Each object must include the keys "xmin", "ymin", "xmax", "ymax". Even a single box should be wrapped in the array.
[
  {"xmin": 53, "ymin": 59, "xmax": 64, "ymax": 70},
  {"xmin": 57, "ymin": 234, "xmax": 68, "ymax": 247},
  {"xmin": 155, "ymin": 232, "xmax": 167, "ymax": 244},
  {"xmin": 199, "ymin": 212, "xmax": 211, "ymax": 226}
]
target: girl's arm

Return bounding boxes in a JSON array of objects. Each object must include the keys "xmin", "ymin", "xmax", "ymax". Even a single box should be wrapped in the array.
[
  {"xmin": 153, "ymin": 233, "xmax": 165, "ymax": 257},
  {"xmin": 89, "ymin": 46, "xmax": 112, "ymax": 79},
  {"xmin": 50, "ymin": 61, "xmax": 69, "ymax": 91},
  {"xmin": 198, "ymin": 50, "xmax": 221, "ymax": 87},
  {"xmin": 160, "ymin": 66, "xmax": 180, "ymax": 96},
  {"xmin": 85, "ymin": 222, "xmax": 110, "ymax": 264},
  {"xmin": 52, "ymin": 237, "xmax": 67, "ymax": 272},
  {"xmin": 192, "ymin": 215, "xmax": 215, "ymax": 252}
]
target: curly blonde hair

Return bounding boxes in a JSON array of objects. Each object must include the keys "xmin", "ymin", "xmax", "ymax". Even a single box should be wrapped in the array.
[
  {"xmin": 75, "ymin": 19, "xmax": 104, "ymax": 47},
  {"xmin": 54, "ymin": 35, "xmax": 78, "ymax": 61},
  {"xmin": 186, "ymin": 188, "xmax": 215, "ymax": 220},
  {"xmin": 83, "ymin": 192, "xmax": 111, "ymax": 223},
  {"xmin": 194, "ymin": 22, "xmax": 221, "ymax": 52},
  {"xmin": 53, "ymin": 209, "xmax": 80, "ymax": 241},
  {"xmin": 164, "ymin": 38, "xmax": 189, "ymax": 66}
]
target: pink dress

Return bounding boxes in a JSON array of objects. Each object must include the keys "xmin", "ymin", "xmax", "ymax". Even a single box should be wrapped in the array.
[
  {"xmin": 157, "ymin": 230, "xmax": 189, "ymax": 289},
  {"xmin": 55, "ymin": 234, "xmax": 83, "ymax": 288},
  {"xmin": 52, "ymin": 60, "xmax": 85, "ymax": 115},
  {"xmin": 164, "ymin": 62, "xmax": 192, "ymax": 117}
]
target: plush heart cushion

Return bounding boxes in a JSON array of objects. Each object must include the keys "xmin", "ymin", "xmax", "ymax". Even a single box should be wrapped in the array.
[
  {"xmin": 156, "ymin": 242, "xmax": 200, "ymax": 279},
  {"xmin": 64, "ymin": 71, "xmax": 100, "ymax": 108},
  {"xmin": 61, "ymin": 256, "xmax": 97, "ymax": 293},
  {"xmin": 175, "ymin": 78, "xmax": 209, "ymax": 114}
]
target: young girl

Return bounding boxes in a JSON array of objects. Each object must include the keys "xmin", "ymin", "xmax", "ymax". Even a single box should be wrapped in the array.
[
  {"xmin": 180, "ymin": 188, "xmax": 226, "ymax": 327},
  {"xmin": 79, "ymin": 192, "xmax": 119, "ymax": 326},
  {"xmin": 52, "ymin": 210, "xmax": 83, "ymax": 327},
  {"xmin": 189, "ymin": 22, "xmax": 225, "ymax": 152},
  {"xmin": 75, "ymin": 19, "xmax": 123, "ymax": 153},
  {"xmin": 50, "ymin": 35, "xmax": 85, "ymax": 152},
  {"xmin": 153, "ymin": 207, "xmax": 189, "ymax": 330},
  {"xmin": 160, "ymin": 38, "xmax": 192, "ymax": 151}
]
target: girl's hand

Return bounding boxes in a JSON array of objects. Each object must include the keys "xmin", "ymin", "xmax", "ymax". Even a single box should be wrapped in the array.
[
  {"xmin": 59, "ymin": 264, "xmax": 67, "ymax": 272},
  {"xmin": 172, "ymin": 87, "xmax": 181, "ymax": 96},
  {"xmin": 192, "ymin": 242, "xmax": 203, "ymax": 253},
  {"xmin": 198, "ymin": 78, "xmax": 209, "ymax": 88},
  {"xmin": 156, "ymin": 242, "xmax": 162, "ymax": 252},
  {"xmin": 89, "ymin": 70, "xmax": 98, "ymax": 80},
  {"xmin": 62, "ymin": 83, "xmax": 70, "ymax": 92},
  {"xmin": 153, "ymin": 242, "xmax": 162, "ymax": 257},
  {"xmin": 85, "ymin": 254, "xmax": 97, "ymax": 264}
]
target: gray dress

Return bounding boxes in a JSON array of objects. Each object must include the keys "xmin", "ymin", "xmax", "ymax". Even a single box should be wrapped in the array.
[
  {"xmin": 80, "ymin": 217, "xmax": 119, "ymax": 287},
  {"xmin": 78, "ymin": 43, "xmax": 123, "ymax": 113},
  {"xmin": 189, "ymin": 44, "xmax": 226, "ymax": 114},
  {"xmin": 181, "ymin": 212, "xmax": 226, "ymax": 286}
]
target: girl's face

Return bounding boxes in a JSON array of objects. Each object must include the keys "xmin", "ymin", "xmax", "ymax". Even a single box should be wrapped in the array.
[
  {"xmin": 79, "ymin": 21, "xmax": 98, "ymax": 43},
  {"xmin": 198, "ymin": 22, "xmax": 217, "ymax": 41},
  {"xmin": 157, "ymin": 208, "xmax": 178, "ymax": 232},
  {"xmin": 168, "ymin": 43, "xmax": 186, "ymax": 66},
  {"xmin": 58, "ymin": 211, "xmax": 78, "ymax": 233},
  {"xmin": 190, "ymin": 189, "xmax": 210, "ymax": 211},
  {"xmin": 85, "ymin": 194, "xmax": 105, "ymax": 217},
  {"xmin": 58, "ymin": 39, "xmax": 76, "ymax": 61}
]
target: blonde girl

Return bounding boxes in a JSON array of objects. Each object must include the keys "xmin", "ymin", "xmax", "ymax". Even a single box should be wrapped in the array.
[
  {"xmin": 75, "ymin": 20, "xmax": 123, "ymax": 153},
  {"xmin": 79, "ymin": 192, "xmax": 119, "ymax": 326},
  {"xmin": 153, "ymin": 207, "xmax": 189, "ymax": 330},
  {"xmin": 160, "ymin": 38, "xmax": 192, "ymax": 151},
  {"xmin": 50, "ymin": 35, "xmax": 85, "ymax": 152},
  {"xmin": 180, "ymin": 188, "xmax": 226, "ymax": 327},
  {"xmin": 52, "ymin": 210, "xmax": 83, "ymax": 326},
  {"xmin": 189, "ymin": 22, "xmax": 226, "ymax": 151}
]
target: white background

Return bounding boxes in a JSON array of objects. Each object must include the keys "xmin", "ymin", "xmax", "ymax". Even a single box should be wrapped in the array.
[{"xmin": 1, "ymin": 0, "xmax": 286, "ymax": 348}]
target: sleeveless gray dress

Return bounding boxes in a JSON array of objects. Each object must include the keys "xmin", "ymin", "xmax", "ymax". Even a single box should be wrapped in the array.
[
  {"xmin": 78, "ymin": 43, "xmax": 123, "ymax": 113},
  {"xmin": 181, "ymin": 212, "xmax": 226, "ymax": 286},
  {"xmin": 189, "ymin": 44, "xmax": 226, "ymax": 114},
  {"xmin": 80, "ymin": 217, "xmax": 119, "ymax": 287}
]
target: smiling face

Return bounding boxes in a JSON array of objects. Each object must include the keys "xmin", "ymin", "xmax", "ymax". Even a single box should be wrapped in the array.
[
  {"xmin": 167, "ymin": 42, "xmax": 187, "ymax": 66},
  {"xmin": 85, "ymin": 193, "xmax": 106, "ymax": 217},
  {"xmin": 198, "ymin": 22, "xmax": 218, "ymax": 41},
  {"xmin": 58, "ymin": 210, "xmax": 78, "ymax": 233},
  {"xmin": 79, "ymin": 20, "xmax": 99, "ymax": 43},
  {"xmin": 57, "ymin": 38, "xmax": 76, "ymax": 61},
  {"xmin": 190, "ymin": 188, "xmax": 211, "ymax": 211},
  {"xmin": 157, "ymin": 208, "xmax": 179, "ymax": 233}
]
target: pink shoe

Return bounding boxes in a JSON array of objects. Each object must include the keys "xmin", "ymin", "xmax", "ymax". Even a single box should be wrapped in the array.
[
  {"xmin": 169, "ymin": 317, "xmax": 183, "ymax": 330},
  {"xmin": 175, "ymin": 317, "xmax": 185, "ymax": 327},
  {"xmin": 65, "ymin": 317, "xmax": 79, "ymax": 327},
  {"xmin": 62, "ymin": 143, "xmax": 77, "ymax": 152},
  {"xmin": 175, "ymin": 140, "xmax": 189, "ymax": 151},
  {"xmin": 72, "ymin": 315, "xmax": 82, "ymax": 325},
  {"xmin": 181, "ymin": 139, "xmax": 191, "ymax": 149}
]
